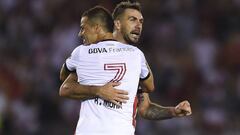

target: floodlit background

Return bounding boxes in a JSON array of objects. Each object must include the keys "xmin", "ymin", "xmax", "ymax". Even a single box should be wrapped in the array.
[{"xmin": 0, "ymin": 0, "xmax": 240, "ymax": 135}]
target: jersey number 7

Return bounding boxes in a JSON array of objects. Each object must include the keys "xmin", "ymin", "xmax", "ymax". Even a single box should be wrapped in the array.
[{"xmin": 104, "ymin": 63, "xmax": 126, "ymax": 82}]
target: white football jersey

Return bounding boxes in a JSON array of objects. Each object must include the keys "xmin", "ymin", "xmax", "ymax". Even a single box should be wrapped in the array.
[{"xmin": 65, "ymin": 40, "xmax": 149, "ymax": 135}]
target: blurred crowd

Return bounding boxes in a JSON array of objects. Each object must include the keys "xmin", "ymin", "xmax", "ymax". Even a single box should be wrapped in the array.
[{"xmin": 0, "ymin": 0, "xmax": 240, "ymax": 135}]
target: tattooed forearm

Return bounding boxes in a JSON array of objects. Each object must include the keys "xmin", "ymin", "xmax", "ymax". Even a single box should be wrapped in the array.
[{"xmin": 143, "ymin": 103, "xmax": 174, "ymax": 120}]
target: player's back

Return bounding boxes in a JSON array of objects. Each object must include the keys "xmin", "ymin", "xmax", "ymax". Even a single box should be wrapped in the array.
[{"xmin": 70, "ymin": 40, "xmax": 148, "ymax": 135}]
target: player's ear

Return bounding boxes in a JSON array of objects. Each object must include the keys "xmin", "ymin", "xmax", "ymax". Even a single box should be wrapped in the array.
[
  {"xmin": 114, "ymin": 20, "xmax": 121, "ymax": 30},
  {"xmin": 95, "ymin": 24, "xmax": 106, "ymax": 36},
  {"xmin": 94, "ymin": 24, "xmax": 101, "ymax": 33}
]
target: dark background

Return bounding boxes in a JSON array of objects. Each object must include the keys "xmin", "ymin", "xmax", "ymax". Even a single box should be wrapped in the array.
[{"xmin": 0, "ymin": 0, "xmax": 240, "ymax": 135}]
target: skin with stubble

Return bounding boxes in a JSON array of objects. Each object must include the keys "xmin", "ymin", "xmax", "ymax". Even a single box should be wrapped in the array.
[
  {"xmin": 60, "ymin": 2, "xmax": 192, "ymax": 120},
  {"xmin": 60, "ymin": 5, "xmax": 155, "ymax": 107},
  {"xmin": 113, "ymin": 8, "xmax": 143, "ymax": 45},
  {"xmin": 79, "ymin": 16, "xmax": 98, "ymax": 44},
  {"xmin": 112, "ymin": 5, "xmax": 191, "ymax": 119},
  {"xmin": 60, "ymin": 7, "xmax": 131, "ymax": 106},
  {"xmin": 79, "ymin": 16, "xmax": 112, "ymax": 45}
]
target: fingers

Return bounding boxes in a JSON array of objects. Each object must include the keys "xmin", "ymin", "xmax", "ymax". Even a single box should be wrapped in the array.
[
  {"xmin": 108, "ymin": 82, "xmax": 121, "ymax": 87},
  {"xmin": 100, "ymin": 89, "xmax": 129, "ymax": 103},
  {"xmin": 181, "ymin": 101, "xmax": 191, "ymax": 114},
  {"xmin": 100, "ymin": 82, "xmax": 129, "ymax": 105},
  {"xmin": 175, "ymin": 100, "xmax": 192, "ymax": 116},
  {"xmin": 114, "ymin": 91, "xmax": 129, "ymax": 103},
  {"xmin": 116, "ymin": 89, "xmax": 128, "ymax": 95},
  {"xmin": 117, "ymin": 94, "xmax": 129, "ymax": 100},
  {"xmin": 116, "ymin": 89, "xmax": 129, "ymax": 103},
  {"xmin": 115, "ymin": 97, "xmax": 127, "ymax": 103},
  {"xmin": 111, "ymin": 100, "xmax": 122, "ymax": 107}
]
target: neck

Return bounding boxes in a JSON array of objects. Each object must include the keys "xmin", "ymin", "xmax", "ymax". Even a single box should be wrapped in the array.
[
  {"xmin": 98, "ymin": 32, "xmax": 114, "ymax": 41},
  {"xmin": 113, "ymin": 31, "xmax": 127, "ymax": 44}
]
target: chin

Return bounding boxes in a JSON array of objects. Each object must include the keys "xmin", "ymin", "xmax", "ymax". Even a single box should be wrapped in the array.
[
  {"xmin": 124, "ymin": 37, "xmax": 137, "ymax": 45},
  {"xmin": 130, "ymin": 37, "xmax": 139, "ymax": 43},
  {"xmin": 131, "ymin": 40, "xmax": 139, "ymax": 44}
]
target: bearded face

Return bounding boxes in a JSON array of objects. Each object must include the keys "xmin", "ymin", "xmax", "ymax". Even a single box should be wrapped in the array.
[{"xmin": 119, "ymin": 9, "xmax": 143, "ymax": 45}]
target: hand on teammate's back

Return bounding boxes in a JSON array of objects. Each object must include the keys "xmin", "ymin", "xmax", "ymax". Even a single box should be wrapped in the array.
[{"xmin": 97, "ymin": 82, "xmax": 129, "ymax": 107}]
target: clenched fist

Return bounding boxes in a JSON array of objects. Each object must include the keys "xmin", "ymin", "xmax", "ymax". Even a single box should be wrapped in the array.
[{"xmin": 173, "ymin": 100, "xmax": 192, "ymax": 117}]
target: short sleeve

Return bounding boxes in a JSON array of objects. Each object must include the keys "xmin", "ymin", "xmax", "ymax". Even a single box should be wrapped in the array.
[
  {"xmin": 65, "ymin": 46, "xmax": 80, "ymax": 72},
  {"xmin": 139, "ymin": 50, "xmax": 150, "ymax": 80}
]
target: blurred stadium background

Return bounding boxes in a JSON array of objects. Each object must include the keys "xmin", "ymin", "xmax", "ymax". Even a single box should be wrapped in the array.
[{"xmin": 0, "ymin": 0, "xmax": 240, "ymax": 135}]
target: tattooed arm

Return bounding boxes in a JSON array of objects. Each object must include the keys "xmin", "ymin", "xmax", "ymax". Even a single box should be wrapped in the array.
[
  {"xmin": 138, "ymin": 93, "xmax": 174, "ymax": 120},
  {"xmin": 138, "ymin": 92, "xmax": 192, "ymax": 120}
]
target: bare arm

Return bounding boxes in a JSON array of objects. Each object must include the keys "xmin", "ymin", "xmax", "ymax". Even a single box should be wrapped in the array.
[
  {"xmin": 59, "ymin": 64, "xmax": 92, "ymax": 100},
  {"xmin": 138, "ymin": 93, "xmax": 174, "ymax": 120},
  {"xmin": 59, "ymin": 73, "xmax": 129, "ymax": 105},
  {"xmin": 138, "ymin": 92, "xmax": 192, "ymax": 120},
  {"xmin": 140, "ymin": 64, "xmax": 155, "ymax": 93},
  {"xmin": 60, "ymin": 63, "xmax": 71, "ymax": 82},
  {"xmin": 59, "ymin": 73, "xmax": 99, "ymax": 100}
]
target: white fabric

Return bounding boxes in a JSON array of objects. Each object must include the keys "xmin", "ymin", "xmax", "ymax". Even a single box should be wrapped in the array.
[{"xmin": 66, "ymin": 40, "xmax": 149, "ymax": 135}]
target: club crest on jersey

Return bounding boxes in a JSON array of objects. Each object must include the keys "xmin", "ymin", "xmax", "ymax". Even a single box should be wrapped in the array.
[{"xmin": 89, "ymin": 48, "xmax": 108, "ymax": 54}]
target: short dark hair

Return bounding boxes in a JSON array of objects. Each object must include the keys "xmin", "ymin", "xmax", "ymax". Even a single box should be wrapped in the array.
[
  {"xmin": 112, "ymin": 1, "xmax": 142, "ymax": 20},
  {"xmin": 82, "ymin": 6, "xmax": 114, "ymax": 33}
]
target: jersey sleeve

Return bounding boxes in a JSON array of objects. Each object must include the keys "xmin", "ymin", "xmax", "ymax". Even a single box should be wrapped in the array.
[
  {"xmin": 65, "ymin": 46, "xmax": 80, "ymax": 72},
  {"xmin": 139, "ymin": 50, "xmax": 150, "ymax": 80}
]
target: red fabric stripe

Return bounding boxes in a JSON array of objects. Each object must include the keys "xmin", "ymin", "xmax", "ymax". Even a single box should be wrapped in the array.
[{"xmin": 132, "ymin": 96, "xmax": 138, "ymax": 127}]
